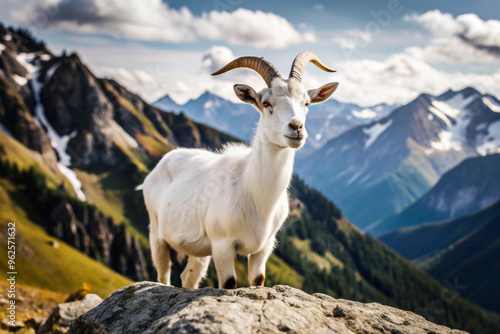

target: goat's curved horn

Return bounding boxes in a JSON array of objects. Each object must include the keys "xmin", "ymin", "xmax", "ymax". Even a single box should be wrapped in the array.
[
  {"xmin": 288, "ymin": 51, "xmax": 336, "ymax": 82},
  {"xmin": 211, "ymin": 56, "xmax": 281, "ymax": 87}
]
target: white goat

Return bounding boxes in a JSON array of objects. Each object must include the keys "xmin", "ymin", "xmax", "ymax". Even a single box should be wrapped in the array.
[{"xmin": 143, "ymin": 52, "xmax": 338, "ymax": 289}]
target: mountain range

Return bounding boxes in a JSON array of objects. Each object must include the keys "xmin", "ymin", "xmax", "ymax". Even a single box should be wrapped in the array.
[
  {"xmin": 1, "ymin": 23, "xmax": 500, "ymax": 333},
  {"xmin": 154, "ymin": 91, "xmax": 395, "ymax": 149},
  {"xmin": 372, "ymin": 153, "xmax": 500, "ymax": 236},
  {"xmin": 295, "ymin": 87, "xmax": 500, "ymax": 229}
]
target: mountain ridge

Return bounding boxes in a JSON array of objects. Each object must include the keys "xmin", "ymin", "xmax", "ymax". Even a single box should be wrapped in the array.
[
  {"xmin": 296, "ymin": 86, "xmax": 500, "ymax": 229},
  {"xmin": 371, "ymin": 153, "xmax": 500, "ymax": 236}
]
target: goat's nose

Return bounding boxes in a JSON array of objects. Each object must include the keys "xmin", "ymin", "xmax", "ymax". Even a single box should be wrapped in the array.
[{"xmin": 288, "ymin": 120, "xmax": 304, "ymax": 132}]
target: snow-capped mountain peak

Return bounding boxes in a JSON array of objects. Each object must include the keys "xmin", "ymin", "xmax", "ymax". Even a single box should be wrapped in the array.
[{"xmin": 295, "ymin": 87, "xmax": 500, "ymax": 229}]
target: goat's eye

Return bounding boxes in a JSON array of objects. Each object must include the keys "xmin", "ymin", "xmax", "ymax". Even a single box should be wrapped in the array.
[
  {"xmin": 305, "ymin": 102, "xmax": 310, "ymax": 107},
  {"xmin": 263, "ymin": 101, "xmax": 273, "ymax": 114}
]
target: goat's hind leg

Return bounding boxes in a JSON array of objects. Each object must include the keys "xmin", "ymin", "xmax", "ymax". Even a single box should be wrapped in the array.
[
  {"xmin": 181, "ymin": 256, "xmax": 211, "ymax": 289},
  {"xmin": 150, "ymin": 235, "xmax": 172, "ymax": 285}
]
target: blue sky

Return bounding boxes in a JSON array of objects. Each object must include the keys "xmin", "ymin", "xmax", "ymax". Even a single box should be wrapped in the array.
[{"xmin": 1, "ymin": 0, "xmax": 499, "ymax": 106}]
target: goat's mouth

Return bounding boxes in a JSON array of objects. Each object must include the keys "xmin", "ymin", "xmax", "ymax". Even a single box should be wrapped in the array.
[
  {"xmin": 284, "ymin": 134, "xmax": 305, "ymax": 148},
  {"xmin": 284, "ymin": 134, "xmax": 304, "ymax": 141}
]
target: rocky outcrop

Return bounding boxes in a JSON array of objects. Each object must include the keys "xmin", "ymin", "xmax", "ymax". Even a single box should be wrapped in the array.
[
  {"xmin": 70, "ymin": 282, "xmax": 467, "ymax": 334},
  {"xmin": 47, "ymin": 199, "xmax": 148, "ymax": 281},
  {"xmin": 39, "ymin": 293, "xmax": 103, "ymax": 334},
  {"xmin": 40, "ymin": 54, "xmax": 118, "ymax": 167}
]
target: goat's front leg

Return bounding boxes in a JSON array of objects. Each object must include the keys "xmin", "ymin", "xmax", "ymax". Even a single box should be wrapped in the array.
[
  {"xmin": 248, "ymin": 239, "xmax": 275, "ymax": 287},
  {"xmin": 212, "ymin": 239, "xmax": 237, "ymax": 289}
]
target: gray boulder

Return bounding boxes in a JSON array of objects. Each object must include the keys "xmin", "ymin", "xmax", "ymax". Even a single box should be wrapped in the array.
[
  {"xmin": 39, "ymin": 293, "xmax": 103, "ymax": 334},
  {"xmin": 69, "ymin": 282, "xmax": 467, "ymax": 334}
]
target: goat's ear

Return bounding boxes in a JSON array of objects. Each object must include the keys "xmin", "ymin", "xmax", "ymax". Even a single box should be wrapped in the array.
[
  {"xmin": 308, "ymin": 82, "xmax": 339, "ymax": 104},
  {"xmin": 234, "ymin": 84, "xmax": 261, "ymax": 110}
]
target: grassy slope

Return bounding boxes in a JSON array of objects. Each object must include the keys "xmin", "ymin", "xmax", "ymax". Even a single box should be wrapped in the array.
[
  {"xmin": 0, "ymin": 178, "xmax": 132, "ymax": 298},
  {"xmin": 0, "ymin": 130, "xmax": 134, "ymax": 297},
  {"xmin": 0, "ymin": 131, "xmax": 75, "ymax": 194}
]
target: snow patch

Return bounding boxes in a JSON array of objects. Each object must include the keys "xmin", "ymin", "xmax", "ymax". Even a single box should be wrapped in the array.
[
  {"xmin": 483, "ymin": 97, "xmax": 500, "ymax": 113},
  {"xmin": 57, "ymin": 163, "xmax": 87, "ymax": 201},
  {"xmin": 429, "ymin": 105, "xmax": 452, "ymax": 127},
  {"xmin": 16, "ymin": 53, "xmax": 38, "ymax": 75},
  {"xmin": 432, "ymin": 101, "xmax": 461, "ymax": 118},
  {"xmin": 4, "ymin": 34, "xmax": 12, "ymax": 41},
  {"xmin": 204, "ymin": 100, "xmax": 213, "ymax": 109},
  {"xmin": 45, "ymin": 62, "xmax": 60, "ymax": 83},
  {"xmin": 331, "ymin": 165, "xmax": 355, "ymax": 181},
  {"xmin": 346, "ymin": 170, "xmax": 362, "ymax": 185},
  {"xmin": 13, "ymin": 74, "xmax": 27, "ymax": 86},
  {"xmin": 428, "ymin": 97, "xmax": 475, "ymax": 152},
  {"xmin": 314, "ymin": 133, "xmax": 322, "ymax": 141},
  {"xmin": 476, "ymin": 123, "xmax": 488, "ymax": 131},
  {"xmin": 477, "ymin": 120, "xmax": 500, "ymax": 155},
  {"xmin": 0, "ymin": 43, "xmax": 5, "ymax": 54},
  {"xmin": 443, "ymin": 92, "xmax": 476, "ymax": 111},
  {"xmin": 352, "ymin": 108, "xmax": 376, "ymax": 119},
  {"xmin": 28, "ymin": 57, "xmax": 87, "ymax": 201},
  {"xmin": 32, "ymin": 71, "xmax": 76, "ymax": 166},
  {"xmin": 430, "ymin": 131, "xmax": 461, "ymax": 151},
  {"xmin": 427, "ymin": 113, "xmax": 434, "ymax": 121},
  {"xmin": 110, "ymin": 120, "xmax": 139, "ymax": 148},
  {"xmin": 363, "ymin": 119, "xmax": 393, "ymax": 149}
]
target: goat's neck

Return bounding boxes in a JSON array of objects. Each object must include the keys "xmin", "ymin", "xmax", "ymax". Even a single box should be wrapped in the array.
[{"xmin": 244, "ymin": 126, "xmax": 295, "ymax": 218}]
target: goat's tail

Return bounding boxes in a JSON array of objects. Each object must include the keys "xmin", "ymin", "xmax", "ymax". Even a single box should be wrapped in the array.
[{"xmin": 134, "ymin": 184, "xmax": 144, "ymax": 191}]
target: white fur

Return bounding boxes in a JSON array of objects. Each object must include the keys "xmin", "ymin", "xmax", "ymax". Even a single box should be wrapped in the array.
[{"xmin": 143, "ymin": 76, "xmax": 337, "ymax": 289}]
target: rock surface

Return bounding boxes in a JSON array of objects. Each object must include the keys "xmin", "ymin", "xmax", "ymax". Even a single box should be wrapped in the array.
[
  {"xmin": 39, "ymin": 293, "xmax": 103, "ymax": 334},
  {"xmin": 70, "ymin": 282, "xmax": 467, "ymax": 334}
]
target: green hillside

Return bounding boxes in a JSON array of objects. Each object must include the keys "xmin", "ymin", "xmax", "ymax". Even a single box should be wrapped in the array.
[
  {"xmin": 0, "ymin": 177, "xmax": 132, "ymax": 297},
  {"xmin": 421, "ymin": 209, "xmax": 500, "ymax": 314}
]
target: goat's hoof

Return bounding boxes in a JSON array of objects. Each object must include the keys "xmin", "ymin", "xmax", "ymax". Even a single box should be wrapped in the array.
[
  {"xmin": 252, "ymin": 274, "xmax": 265, "ymax": 287},
  {"xmin": 223, "ymin": 276, "xmax": 237, "ymax": 289}
]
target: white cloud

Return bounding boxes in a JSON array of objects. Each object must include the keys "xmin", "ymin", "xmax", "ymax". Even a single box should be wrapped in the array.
[
  {"xmin": 94, "ymin": 45, "xmax": 269, "ymax": 105},
  {"xmin": 202, "ymin": 46, "xmax": 236, "ymax": 74},
  {"xmin": 192, "ymin": 9, "xmax": 310, "ymax": 49},
  {"xmin": 96, "ymin": 43, "xmax": 500, "ymax": 108},
  {"xmin": 332, "ymin": 53, "xmax": 500, "ymax": 106},
  {"xmin": 13, "ymin": 0, "xmax": 314, "ymax": 49},
  {"xmin": 332, "ymin": 29, "xmax": 372, "ymax": 50},
  {"xmin": 405, "ymin": 10, "xmax": 500, "ymax": 64}
]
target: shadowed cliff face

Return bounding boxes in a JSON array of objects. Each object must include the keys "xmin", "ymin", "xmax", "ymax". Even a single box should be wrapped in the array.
[{"xmin": 70, "ymin": 282, "xmax": 467, "ymax": 334}]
